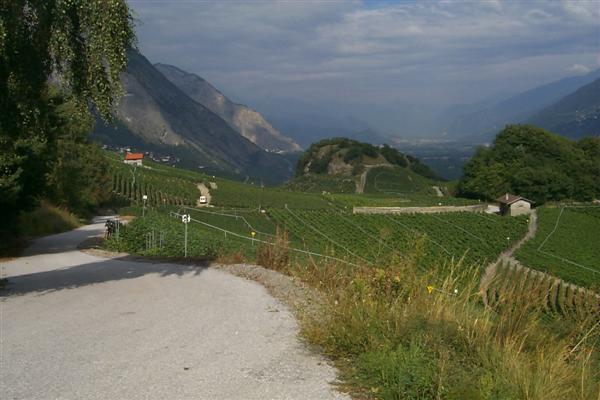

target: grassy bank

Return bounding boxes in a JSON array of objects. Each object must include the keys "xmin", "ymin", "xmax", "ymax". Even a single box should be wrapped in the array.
[
  {"xmin": 257, "ymin": 233, "xmax": 600, "ymax": 400},
  {"xmin": 1, "ymin": 202, "xmax": 82, "ymax": 257}
]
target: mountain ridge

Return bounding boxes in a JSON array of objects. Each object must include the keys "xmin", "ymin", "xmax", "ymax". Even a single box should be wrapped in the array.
[
  {"xmin": 445, "ymin": 69, "xmax": 600, "ymax": 141},
  {"xmin": 91, "ymin": 50, "xmax": 294, "ymax": 183},
  {"xmin": 154, "ymin": 63, "xmax": 300, "ymax": 152},
  {"xmin": 528, "ymin": 77, "xmax": 600, "ymax": 139}
]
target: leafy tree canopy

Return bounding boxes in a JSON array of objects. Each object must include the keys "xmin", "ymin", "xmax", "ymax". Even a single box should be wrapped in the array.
[
  {"xmin": 295, "ymin": 137, "xmax": 440, "ymax": 180},
  {"xmin": 0, "ymin": 0, "xmax": 135, "ymax": 232},
  {"xmin": 458, "ymin": 125, "xmax": 600, "ymax": 204}
]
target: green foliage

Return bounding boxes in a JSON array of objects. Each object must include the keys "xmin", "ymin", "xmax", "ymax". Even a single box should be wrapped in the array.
[
  {"xmin": 46, "ymin": 96, "xmax": 112, "ymax": 215},
  {"xmin": 107, "ymin": 157, "xmax": 200, "ymax": 207},
  {"xmin": 211, "ymin": 178, "xmax": 332, "ymax": 209},
  {"xmin": 329, "ymin": 193, "xmax": 478, "ymax": 208},
  {"xmin": 17, "ymin": 201, "xmax": 80, "ymax": 238},
  {"xmin": 358, "ymin": 343, "xmax": 439, "ymax": 400},
  {"xmin": 364, "ymin": 166, "xmax": 437, "ymax": 194},
  {"xmin": 284, "ymin": 173, "xmax": 356, "ymax": 194},
  {"xmin": 298, "ymin": 260, "xmax": 599, "ymax": 400},
  {"xmin": 106, "ymin": 212, "xmax": 226, "ymax": 259},
  {"xmin": 295, "ymin": 137, "xmax": 441, "ymax": 181},
  {"xmin": 0, "ymin": 0, "xmax": 134, "ymax": 236},
  {"xmin": 458, "ymin": 125, "xmax": 600, "ymax": 203},
  {"xmin": 268, "ymin": 208, "xmax": 528, "ymax": 268},
  {"xmin": 515, "ymin": 206, "xmax": 600, "ymax": 289}
]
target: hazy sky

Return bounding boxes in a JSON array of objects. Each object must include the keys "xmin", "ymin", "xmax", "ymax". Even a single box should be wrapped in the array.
[{"xmin": 129, "ymin": 0, "xmax": 600, "ymax": 136}]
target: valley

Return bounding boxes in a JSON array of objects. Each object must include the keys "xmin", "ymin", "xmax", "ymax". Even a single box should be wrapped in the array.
[{"xmin": 3, "ymin": 3, "xmax": 600, "ymax": 398}]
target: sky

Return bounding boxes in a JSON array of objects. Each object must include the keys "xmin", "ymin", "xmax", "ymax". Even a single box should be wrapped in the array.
[{"xmin": 128, "ymin": 0, "xmax": 600, "ymax": 137}]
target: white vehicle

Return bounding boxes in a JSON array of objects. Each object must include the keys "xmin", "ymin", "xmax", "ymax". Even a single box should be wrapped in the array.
[{"xmin": 199, "ymin": 195, "xmax": 207, "ymax": 204}]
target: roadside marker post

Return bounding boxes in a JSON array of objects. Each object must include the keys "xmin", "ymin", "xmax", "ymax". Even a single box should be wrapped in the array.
[
  {"xmin": 142, "ymin": 194, "xmax": 148, "ymax": 217},
  {"xmin": 251, "ymin": 231, "xmax": 256, "ymax": 246},
  {"xmin": 182, "ymin": 214, "xmax": 190, "ymax": 257}
]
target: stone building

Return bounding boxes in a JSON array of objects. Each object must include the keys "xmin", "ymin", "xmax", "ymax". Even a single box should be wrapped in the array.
[{"xmin": 496, "ymin": 193, "xmax": 533, "ymax": 216}]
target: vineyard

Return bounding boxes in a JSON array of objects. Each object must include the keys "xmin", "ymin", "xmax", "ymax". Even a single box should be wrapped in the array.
[
  {"xmin": 107, "ymin": 156, "xmax": 201, "ymax": 206},
  {"xmin": 363, "ymin": 166, "xmax": 435, "ymax": 194},
  {"xmin": 483, "ymin": 262, "xmax": 599, "ymax": 318},
  {"xmin": 327, "ymin": 193, "xmax": 479, "ymax": 208},
  {"xmin": 284, "ymin": 173, "xmax": 356, "ymax": 194},
  {"xmin": 515, "ymin": 206, "xmax": 600, "ymax": 289},
  {"xmin": 105, "ymin": 211, "xmax": 254, "ymax": 258},
  {"xmin": 102, "ymin": 151, "xmax": 529, "ymax": 274},
  {"xmin": 266, "ymin": 209, "xmax": 528, "ymax": 268},
  {"xmin": 209, "ymin": 178, "xmax": 332, "ymax": 209}
]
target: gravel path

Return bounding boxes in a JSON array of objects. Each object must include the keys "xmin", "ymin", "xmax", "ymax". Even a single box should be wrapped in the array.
[
  {"xmin": 0, "ymin": 218, "xmax": 347, "ymax": 400},
  {"xmin": 196, "ymin": 183, "xmax": 211, "ymax": 207},
  {"xmin": 479, "ymin": 210, "xmax": 538, "ymax": 299}
]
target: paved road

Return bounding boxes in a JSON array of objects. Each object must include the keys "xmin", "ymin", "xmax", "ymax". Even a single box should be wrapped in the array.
[{"xmin": 1, "ymin": 218, "xmax": 346, "ymax": 400}]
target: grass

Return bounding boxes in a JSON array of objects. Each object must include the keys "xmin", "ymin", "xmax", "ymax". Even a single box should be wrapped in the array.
[
  {"xmin": 256, "ymin": 230, "xmax": 600, "ymax": 400},
  {"xmin": 1, "ymin": 201, "xmax": 82, "ymax": 258},
  {"xmin": 18, "ymin": 201, "xmax": 81, "ymax": 238}
]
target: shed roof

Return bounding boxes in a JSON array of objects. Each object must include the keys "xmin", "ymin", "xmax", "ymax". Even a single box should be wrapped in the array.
[
  {"xmin": 125, "ymin": 152, "xmax": 144, "ymax": 160},
  {"xmin": 496, "ymin": 193, "xmax": 533, "ymax": 205}
]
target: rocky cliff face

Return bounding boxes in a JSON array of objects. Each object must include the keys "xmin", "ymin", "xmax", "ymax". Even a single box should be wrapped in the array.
[
  {"xmin": 92, "ymin": 50, "xmax": 294, "ymax": 183},
  {"xmin": 155, "ymin": 63, "xmax": 300, "ymax": 152}
]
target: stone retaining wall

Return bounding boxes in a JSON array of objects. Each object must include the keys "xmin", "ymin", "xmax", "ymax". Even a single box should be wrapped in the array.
[{"xmin": 353, "ymin": 204, "xmax": 487, "ymax": 214}]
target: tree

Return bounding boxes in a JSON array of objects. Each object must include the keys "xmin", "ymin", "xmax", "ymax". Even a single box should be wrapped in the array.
[
  {"xmin": 458, "ymin": 125, "xmax": 600, "ymax": 203},
  {"xmin": 0, "ymin": 1, "xmax": 134, "ymax": 234}
]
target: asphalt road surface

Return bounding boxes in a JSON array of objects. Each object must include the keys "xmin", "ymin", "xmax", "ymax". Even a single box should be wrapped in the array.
[{"xmin": 1, "ymin": 218, "xmax": 347, "ymax": 400}]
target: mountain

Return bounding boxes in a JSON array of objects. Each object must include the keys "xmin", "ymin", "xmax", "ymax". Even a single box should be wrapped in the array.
[
  {"xmin": 91, "ymin": 50, "xmax": 294, "ymax": 184},
  {"xmin": 444, "ymin": 69, "xmax": 600, "ymax": 141},
  {"xmin": 528, "ymin": 78, "xmax": 600, "ymax": 139},
  {"xmin": 247, "ymin": 96, "xmax": 386, "ymax": 148},
  {"xmin": 153, "ymin": 63, "xmax": 300, "ymax": 152}
]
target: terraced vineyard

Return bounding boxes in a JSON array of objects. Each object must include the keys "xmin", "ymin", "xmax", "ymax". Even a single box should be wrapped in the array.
[
  {"xmin": 516, "ymin": 206, "xmax": 600, "ymax": 289},
  {"xmin": 364, "ymin": 166, "xmax": 435, "ymax": 194},
  {"xmin": 284, "ymin": 174, "xmax": 356, "ymax": 193},
  {"xmin": 109, "ymin": 160, "xmax": 200, "ymax": 206}
]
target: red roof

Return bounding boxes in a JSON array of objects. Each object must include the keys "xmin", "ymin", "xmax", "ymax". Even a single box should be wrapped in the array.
[{"xmin": 125, "ymin": 153, "xmax": 144, "ymax": 160}]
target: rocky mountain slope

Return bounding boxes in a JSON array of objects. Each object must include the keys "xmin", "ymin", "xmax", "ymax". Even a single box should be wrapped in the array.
[
  {"xmin": 446, "ymin": 69, "xmax": 600, "ymax": 141},
  {"xmin": 154, "ymin": 63, "xmax": 300, "ymax": 152},
  {"xmin": 92, "ymin": 50, "xmax": 294, "ymax": 183},
  {"xmin": 528, "ymin": 78, "xmax": 600, "ymax": 139}
]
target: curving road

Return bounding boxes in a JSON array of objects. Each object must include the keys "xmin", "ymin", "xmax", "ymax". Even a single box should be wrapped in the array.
[{"xmin": 0, "ymin": 218, "xmax": 346, "ymax": 400}]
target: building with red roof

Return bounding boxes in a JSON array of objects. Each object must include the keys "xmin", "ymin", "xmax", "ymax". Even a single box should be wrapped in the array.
[{"xmin": 124, "ymin": 152, "xmax": 144, "ymax": 166}]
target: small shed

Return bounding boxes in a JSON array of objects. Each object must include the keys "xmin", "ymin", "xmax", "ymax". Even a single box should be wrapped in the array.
[
  {"xmin": 496, "ymin": 193, "xmax": 533, "ymax": 216},
  {"xmin": 124, "ymin": 152, "xmax": 144, "ymax": 166}
]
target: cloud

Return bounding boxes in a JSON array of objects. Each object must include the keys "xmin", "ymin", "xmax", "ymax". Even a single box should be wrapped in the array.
[
  {"xmin": 566, "ymin": 63, "xmax": 591, "ymax": 75},
  {"xmin": 128, "ymin": 0, "xmax": 600, "ymax": 135}
]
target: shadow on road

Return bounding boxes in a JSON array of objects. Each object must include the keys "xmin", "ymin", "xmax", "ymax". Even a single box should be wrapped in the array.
[{"xmin": 1, "ymin": 256, "xmax": 210, "ymax": 297}]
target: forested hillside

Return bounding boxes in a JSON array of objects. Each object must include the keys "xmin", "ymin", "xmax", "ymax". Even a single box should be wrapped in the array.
[{"xmin": 458, "ymin": 125, "xmax": 600, "ymax": 203}]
